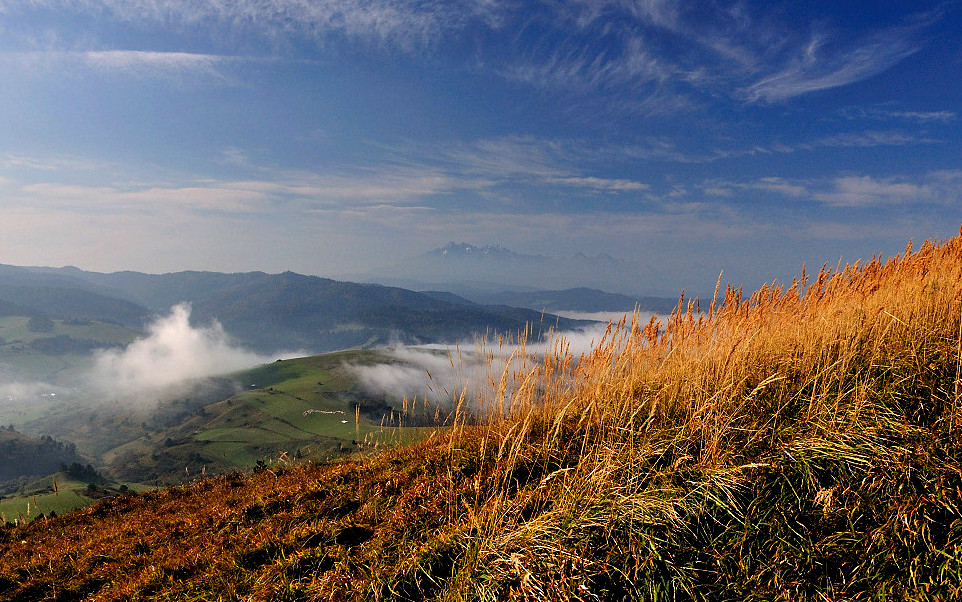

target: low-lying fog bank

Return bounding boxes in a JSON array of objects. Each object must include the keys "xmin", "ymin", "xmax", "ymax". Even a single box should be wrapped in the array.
[{"xmin": 347, "ymin": 310, "xmax": 662, "ymax": 416}]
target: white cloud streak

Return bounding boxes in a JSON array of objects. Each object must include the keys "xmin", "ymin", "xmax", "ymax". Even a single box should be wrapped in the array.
[
  {"xmin": 497, "ymin": 2, "xmax": 935, "ymax": 109},
  {"xmin": 404, "ymin": 136, "xmax": 652, "ymax": 193},
  {"xmin": 14, "ymin": 181, "xmax": 278, "ymax": 214},
  {"xmin": 839, "ymin": 107, "xmax": 957, "ymax": 124},
  {"xmin": 744, "ymin": 31, "xmax": 919, "ymax": 103},
  {"xmin": 0, "ymin": 50, "xmax": 238, "ymax": 81},
  {"xmin": 749, "ymin": 177, "xmax": 808, "ymax": 198},
  {"xmin": 6, "ymin": 0, "xmax": 505, "ymax": 52},
  {"xmin": 806, "ymin": 131, "xmax": 937, "ymax": 149},
  {"xmin": 706, "ymin": 170, "xmax": 962, "ymax": 209},
  {"xmin": 546, "ymin": 176, "xmax": 648, "ymax": 192},
  {"xmin": 813, "ymin": 175, "xmax": 933, "ymax": 208},
  {"xmin": 79, "ymin": 50, "xmax": 232, "ymax": 78},
  {"xmin": 0, "ymin": 136, "xmax": 653, "ymax": 227}
]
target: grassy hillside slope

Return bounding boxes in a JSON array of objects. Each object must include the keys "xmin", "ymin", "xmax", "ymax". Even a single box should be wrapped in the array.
[
  {"xmin": 4, "ymin": 231, "xmax": 962, "ymax": 600},
  {"xmin": 1, "ymin": 350, "xmax": 424, "ymax": 523},
  {"xmin": 96, "ymin": 351, "xmax": 420, "ymax": 484},
  {"xmin": 0, "ymin": 471, "xmax": 152, "ymax": 526},
  {"xmin": 8, "ymin": 350, "xmax": 421, "ymax": 486},
  {"xmin": 0, "ymin": 315, "xmax": 141, "ymax": 391}
]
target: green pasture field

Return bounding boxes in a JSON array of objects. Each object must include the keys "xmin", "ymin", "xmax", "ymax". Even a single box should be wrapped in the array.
[
  {"xmin": 0, "ymin": 380, "xmax": 77, "ymax": 426},
  {"xmin": 0, "ymin": 316, "xmax": 139, "ymax": 346},
  {"xmin": 5, "ymin": 347, "xmax": 438, "ymax": 486},
  {"xmin": 92, "ymin": 349, "xmax": 435, "ymax": 482},
  {"xmin": 0, "ymin": 350, "xmax": 71, "ymax": 381},
  {"xmin": 0, "ymin": 474, "xmax": 152, "ymax": 523},
  {"xmin": 0, "ymin": 316, "xmax": 141, "ymax": 387}
]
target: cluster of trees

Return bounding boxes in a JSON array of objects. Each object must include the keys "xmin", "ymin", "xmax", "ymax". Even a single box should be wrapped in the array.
[
  {"xmin": 60, "ymin": 462, "xmax": 103, "ymax": 483},
  {"xmin": 26, "ymin": 314, "xmax": 54, "ymax": 333},
  {"xmin": 0, "ymin": 431, "xmax": 86, "ymax": 481}
]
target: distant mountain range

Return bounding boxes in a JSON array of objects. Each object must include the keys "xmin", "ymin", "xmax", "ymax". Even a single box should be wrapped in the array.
[
  {"xmin": 0, "ymin": 265, "xmax": 592, "ymax": 353},
  {"xmin": 429, "ymin": 243, "xmax": 516, "ymax": 258},
  {"xmin": 357, "ymin": 242, "xmax": 664, "ymax": 297}
]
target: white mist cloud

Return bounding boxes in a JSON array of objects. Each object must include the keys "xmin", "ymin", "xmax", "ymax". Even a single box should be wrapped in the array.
[
  {"xmin": 348, "ymin": 345, "xmax": 470, "ymax": 403},
  {"xmin": 89, "ymin": 303, "xmax": 278, "ymax": 398},
  {"xmin": 347, "ymin": 314, "xmax": 658, "ymax": 415},
  {"xmin": 552, "ymin": 309, "xmax": 658, "ymax": 324}
]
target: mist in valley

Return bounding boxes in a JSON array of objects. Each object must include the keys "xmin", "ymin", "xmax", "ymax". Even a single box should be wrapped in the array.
[
  {"xmin": 347, "ymin": 310, "xmax": 659, "ymax": 416},
  {"xmin": 0, "ymin": 303, "xmax": 301, "ymax": 422}
]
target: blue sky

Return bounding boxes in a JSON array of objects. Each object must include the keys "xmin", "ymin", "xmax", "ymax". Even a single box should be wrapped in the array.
[{"xmin": 0, "ymin": 0, "xmax": 960, "ymax": 296}]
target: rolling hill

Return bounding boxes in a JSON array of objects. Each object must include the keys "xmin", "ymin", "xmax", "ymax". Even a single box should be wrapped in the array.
[
  {"xmin": 92, "ymin": 350, "xmax": 423, "ymax": 484},
  {"xmin": 1, "ymin": 348, "xmax": 434, "ymax": 520},
  {"xmin": 0, "ymin": 266, "xmax": 585, "ymax": 353}
]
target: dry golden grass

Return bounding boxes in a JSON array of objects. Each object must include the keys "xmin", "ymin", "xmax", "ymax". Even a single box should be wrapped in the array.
[
  {"xmin": 425, "ymin": 228, "xmax": 962, "ymax": 599},
  {"xmin": 3, "ymin": 229, "xmax": 962, "ymax": 600}
]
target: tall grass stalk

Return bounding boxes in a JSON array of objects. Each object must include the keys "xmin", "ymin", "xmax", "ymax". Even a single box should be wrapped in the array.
[{"xmin": 435, "ymin": 229, "xmax": 962, "ymax": 600}]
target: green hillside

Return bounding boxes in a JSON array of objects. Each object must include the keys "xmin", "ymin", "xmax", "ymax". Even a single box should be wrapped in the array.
[
  {"xmin": 1, "ymin": 348, "xmax": 433, "ymax": 521},
  {"xmin": 13, "ymin": 350, "xmax": 428, "ymax": 485},
  {"xmin": 0, "ymin": 315, "xmax": 140, "ymax": 386},
  {"xmin": 0, "ymin": 470, "xmax": 152, "ymax": 525},
  {"xmin": 0, "ymin": 284, "xmax": 149, "ymax": 328}
]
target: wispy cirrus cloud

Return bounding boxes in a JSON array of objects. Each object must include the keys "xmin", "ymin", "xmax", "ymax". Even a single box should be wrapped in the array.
[
  {"xmin": 749, "ymin": 177, "xmax": 808, "ymax": 198},
  {"xmin": 545, "ymin": 176, "xmax": 648, "ymax": 192},
  {"xmin": 79, "ymin": 50, "xmax": 233, "ymax": 78},
  {"xmin": 743, "ymin": 30, "xmax": 920, "ymax": 103},
  {"xmin": 495, "ymin": 2, "xmax": 938, "ymax": 111},
  {"xmin": 813, "ymin": 175, "xmax": 934, "ymax": 207},
  {"xmin": 6, "ymin": 169, "xmax": 473, "ymax": 217},
  {"xmin": 699, "ymin": 176, "xmax": 810, "ymax": 201},
  {"xmin": 0, "ymin": 49, "xmax": 239, "ymax": 81},
  {"xmin": 703, "ymin": 170, "xmax": 962, "ymax": 209},
  {"xmin": 701, "ymin": 128, "xmax": 941, "ymax": 162},
  {"xmin": 1, "ymin": 0, "xmax": 947, "ymax": 113},
  {"xmin": 429, "ymin": 136, "xmax": 571, "ymax": 180},
  {"xmin": 802, "ymin": 130, "xmax": 939, "ymax": 150},
  {"xmin": 15, "ymin": 181, "xmax": 278, "ymax": 214},
  {"xmin": 811, "ymin": 171, "xmax": 962, "ymax": 209},
  {"xmin": 381, "ymin": 136, "xmax": 651, "ymax": 195},
  {"xmin": 839, "ymin": 106, "xmax": 957, "ymax": 123},
  {"xmin": 0, "ymin": 152, "xmax": 111, "ymax": 172},
  {"xmin": 4, "ymin": 0, "xmax": 505, "ymax": 53},
  {"xmin": 0, "ymin": 137, "xmax": 652, "ymax": 223},
  {"xmin": 498, "ymin": 34, "xmax": 671, "ymax": 94}
]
